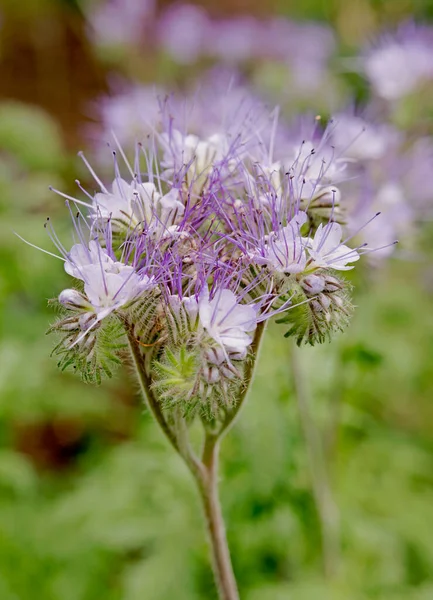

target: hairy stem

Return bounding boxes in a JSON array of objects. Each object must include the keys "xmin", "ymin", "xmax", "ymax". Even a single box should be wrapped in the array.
[
  {"xmin": 290, "ymin": 345, "xmax": 340, "ymax": 579},
  {"xmin": 194, "ymin": 434, "xmax": 239, "ymax": 600},
  {"xmin": 126, "ymin": 330, "xmax": 180, "ymax": 453}
]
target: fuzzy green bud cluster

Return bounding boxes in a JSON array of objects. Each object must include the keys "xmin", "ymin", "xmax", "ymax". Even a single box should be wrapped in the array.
[{"xmin": 276, "ymin": 272, "xmax": 353, "ymax": 346}]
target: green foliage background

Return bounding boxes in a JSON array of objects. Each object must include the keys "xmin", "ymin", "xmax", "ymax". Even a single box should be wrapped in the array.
[{"xmin": 1, "ymin": 1, "xmax": 433, "ymax": 598}]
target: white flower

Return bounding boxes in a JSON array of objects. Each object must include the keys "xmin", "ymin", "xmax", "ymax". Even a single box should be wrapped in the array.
[
  {"xmin": 64, "ymin": 241, "xmax": 151, "ymax": 321},
  {"xmin": 94, "ymin": 178, "xmax": 161, "ymax": 223},
  {"xmin": 59, "ymin": 289, "xmax": 93, "ymax": 311},
  {"xmin": 307, "ymin": 222, "xmax": 359, "ymax": 270},
  {"xmin": 93, "ymin": 177, "xmax": 184, "ymax": 232},
  {"xmin": 245, "ymin": 160, "xmax": 284, "ymax": 208},
  {"xmin": 64, "ymin": 240, "xmax": 112, "ymax": 279},
  {"xmin": 168, "ymin": 293, "xmax": 199, "ymax": 321},
  {"xmin": 251, "ymin": 212, "xmax": 308, "ymax": 274},
  {"xmin": 198, "ymin": 288, "xmax": 257, "ymax": 359}
]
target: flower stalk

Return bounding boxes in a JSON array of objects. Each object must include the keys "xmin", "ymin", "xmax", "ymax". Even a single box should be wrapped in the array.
[
  {"xmin": 125, "ymin": 320, "xmax": 266, "ymax": 599},
  {"xmin": 38, "ymin": 92, "xmax": 380, "ymax": 597},
  {"xmin": 196, "ymin": 434, "xmax": 239, "ymax": 600}
]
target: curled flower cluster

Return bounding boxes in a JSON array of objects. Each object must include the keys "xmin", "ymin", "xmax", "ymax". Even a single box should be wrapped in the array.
[{"xmin": 43, "ymin": 95, "xmax": 380, "ymax": 415}]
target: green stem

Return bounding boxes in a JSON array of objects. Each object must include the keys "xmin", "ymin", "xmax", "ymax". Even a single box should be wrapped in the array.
[
  {"xmin": 194, "ymin": 434, "xmax": 239, "ymax": 600},
  {"xmin": 290, "ymin": 345, "xmax": 340, "ymax": 579},
  {"xmin": 126, "ymin": 330, "xmax": 180, "ymax": 454},
  {"xmin": 191, "ymin": 322, "xmax": 266, "ymax": 599}
]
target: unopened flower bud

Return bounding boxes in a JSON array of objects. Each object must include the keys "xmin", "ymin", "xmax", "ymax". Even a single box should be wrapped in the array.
[
  {"xmin": 277, "ymin": 274, "xmax": 353, "ymax": 345},
  {"xmin": 220, "ymin": 365, "xmax": 238, "ymax": 380},
  {"xmin": 204, "ymin": 346, "xmax": 226, "ymax": 365},
  {"xmin": 203, "ymin": 365, "xmax": 221, "ymax": 384},
  {"xmin": 318, "ymin": 293, "xmax": 331, "ymax": 310},
  {"xmin": 56, "ymin": 316, "xmax": 80, "ymax": 332},
  {"xmin": 331, "ymin": 294, "xmax": 344, "ymax": 308},
  {"xmin": 59, "ymin": 289, "xmax": 92, "ymax": 311},
  {"xmin": 311, "ymin": 300, "xmax": 324, "ymax": 313},
  {"xmin": 79, "ymin": 312, "xmax": 97, "ymax": 331},
  {"xmin": 301, "ymin": 274, "xmax": 325, "ymax": 295},
  {"xmin": 323, "ymin": 275, "xmax": 343, "ymax": 293}
]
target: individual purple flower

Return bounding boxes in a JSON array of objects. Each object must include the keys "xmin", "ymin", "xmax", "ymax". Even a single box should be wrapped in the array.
[
  {"xmin": 59, "ymin": 239, "xmax": 153, "ymax": 340},
  {"xmin": 306, "ymin": 222, "xmax": 360, "ymax": 270},
  {"xmin": 92, "ymin": 176, "xmax": 185, "ymax": 234},
  {"xmin": 248, "ymin": 212, "xmax": 308, "ymax": 275},
  {"xmin": 198, "ymin": 287, "xmax": 257, "ymax": 360},
  {"xmin": 93, "ymin": 177, "xmax": 161, "ymax": 222}
]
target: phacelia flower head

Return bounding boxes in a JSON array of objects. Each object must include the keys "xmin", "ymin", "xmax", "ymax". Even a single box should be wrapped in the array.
[{"xmin": 26, "ymin": 91, "xmax": 379, "ymax": 406}]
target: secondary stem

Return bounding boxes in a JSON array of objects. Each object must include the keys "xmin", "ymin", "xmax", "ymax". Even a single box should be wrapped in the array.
[
  {"xmin": 219, "ymin": 321, "xmax": 266, "ymax": 437},
  {"xmin": 126, "ymin": 330, "xmax": 180, "ymax": 454},
  {"xmin": 290, "ymin": 345, "xmax": 340, "ymax": 579}
]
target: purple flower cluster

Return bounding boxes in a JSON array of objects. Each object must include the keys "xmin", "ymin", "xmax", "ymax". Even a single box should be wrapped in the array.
[
  {"xmin": 44, "ymin": 92, "xmax": 378, "ymax": 354},
  {"xmin": 38, "ymin": 90, "xmax": 393, "ymax": 398}
]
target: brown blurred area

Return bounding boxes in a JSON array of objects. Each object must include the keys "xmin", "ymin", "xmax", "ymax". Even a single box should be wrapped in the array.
[
  {"xmin": 0, "ymin": 0, "xmax": 279, "ymax": 149},
  {"xmin": 0, "ymin": 2, "xmax": 106, "ymax": 148}
]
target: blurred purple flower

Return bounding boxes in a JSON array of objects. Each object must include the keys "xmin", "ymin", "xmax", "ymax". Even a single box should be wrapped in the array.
[
  {"xmin": 207, "ymin": 16, "xmax": 263, "ymax": 63},
  {"xmin": 86, "ymin": 0, "xmax": 155, "ymax": 48},
  {"xmin": 363, "ymin": 24, "xmax": 433, "ymax": 101},
  {"xmin": 157, "ymin": 3, "xmax": 211, "ymax": 64}
]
